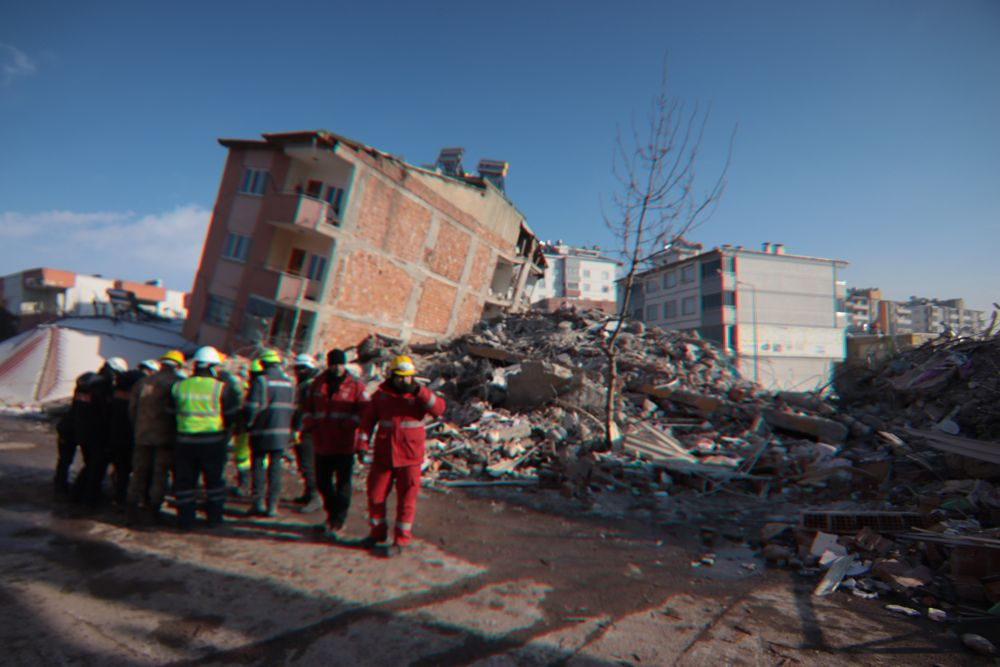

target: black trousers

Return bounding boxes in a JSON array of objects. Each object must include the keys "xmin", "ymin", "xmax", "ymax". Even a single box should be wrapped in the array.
[
  {"xmin": 54, "ymin": 436, "xmax": 79, "ymax": 495},
  {"xmin": 315, "ymin": 453, "xmax": 354, "ymax": 528},
  {"xmin": 294, "ymin": 434, "xmax": 317, "ymax": 498},
  {"xmin": 111, "ymin": 440, "xmax": 134, "ymax": 505},
  {"xmin": 173, "ymin": 440, "xmax": 227, "ymax": 529},
  {"xmin": 251, "ymin": 451, "xmax": 284, "ymax": 510},
  {"xmin": 73, "ymin": 441, "xmax": 111, "ymax": 506}
]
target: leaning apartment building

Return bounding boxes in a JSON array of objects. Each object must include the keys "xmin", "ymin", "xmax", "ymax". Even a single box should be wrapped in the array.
[
  {"xmin": 184, "ymin": 131, "xmax": 545, "ymax": 354},
  {"xmin": 629, "ymin": 240, "xmax": 848, "ymax": 391}
]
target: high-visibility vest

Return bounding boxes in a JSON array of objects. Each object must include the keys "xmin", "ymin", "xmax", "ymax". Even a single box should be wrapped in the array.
[{"xmin": 173, "ymin": 376, "xmax": 224, "ymax": 434}]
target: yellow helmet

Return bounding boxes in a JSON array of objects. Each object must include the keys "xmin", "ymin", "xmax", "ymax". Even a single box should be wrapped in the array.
[
  {"xmin": 389, "ymin": 355, "xmax": 416, "ymax": 376},
  {"xmin": 159, "ymin": 350, "xmax": 185, "ymax": 367},
  {"xmin": 259, "ymin": 349, "xmax": 282, "ymax": 364}
]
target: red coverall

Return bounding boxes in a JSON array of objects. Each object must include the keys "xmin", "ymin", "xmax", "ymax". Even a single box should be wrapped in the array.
[{"xmin": 358, "ymin": 380, "xmax": 445, "ymax": 546}]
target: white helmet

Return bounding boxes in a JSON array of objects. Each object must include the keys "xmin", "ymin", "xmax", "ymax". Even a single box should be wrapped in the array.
[
  {"xmin": 105, "ymin": 357, "xmax": 128, "ymax": 373},
  {"xmin": 193, "ymin": 346, "xmax": 222, "ymax": 366},
  {"xmin": 294, "ymin": 353, "xmax": 317, "ymax": 369},
  {"xmin": 138, "ymin": 359, "xmax": 160, "ymax": 373}
]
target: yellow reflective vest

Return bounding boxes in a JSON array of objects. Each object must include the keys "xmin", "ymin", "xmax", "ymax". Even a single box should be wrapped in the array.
[{"xmin": 172, "ymin": 375, "xmax": 225, "ymax": 434}]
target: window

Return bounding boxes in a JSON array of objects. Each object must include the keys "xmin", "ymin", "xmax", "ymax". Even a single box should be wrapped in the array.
[
  {"xmin": 306, "ymin": 180, "xmax": 324, "ymax": 198},
  {"xmin": 664, "ymin": 300, "xmax": 677, "ymax": 319},
  {"xmin": 602, "ymin": 271, "xmax": 610, "ymax": 280},
  {"xmin": 601, "ymin": 286, "xmax": 610, "ymax": 293},
  {"xmin": 724, "ymin": 257, "xmax": 736, "ymax": 273},
  {"xmin": 286, "ymin": 248, "xmax": 306, "ymax": 276},
  {"xmin": 681, "ymin": 265, "xmax": 695, "ymax": 283},
  {"xmin": 583, "ymin": 283, "xmax": 591, "ymax": 292},
  {"xmin": 701, "ymin": 291, "xmax": 736, "ymax": 310},
  {"xmin": 646, "ymin": 280, "xmax": 658, "ymax": 293},
  {"xmin": 633, "ymin": 308, "xmax": 643, "ymax": 320},
  {"xmin": 204, "ymin": 294, "xmax": 234, "ymax": 327},
  {"xmin": 664, "ymin": 272, "xmax": 677, "ymax": 288},
  {"xmin": 305, "ymin": 254, "xmax": 327, "ymax": 282},
  {"xmin": 682, "ymin": 296, "xmax": 697, "ymax": 316},
  {"xmin": 645, "ymin": 304, "xmax": 659, "ymax": 320},
  {"xmin": 222, "ymin": 233, "xmax": 251, "ymax": 262},
  {"xmin": 582, "ymin": 269, "xmax": 591, "ymax": 278},
  {"xmin": 567, "ymin": 282, "xmax": 579, "ymax": 290},
  {"xmin": 323, "ymin": 186, "xmax": 345, "ymax": 216},
  {"xmin": 701, "ymin": 259, "xmax": 721, "ymax": 279},
  {"xmin": 239, "ymin": 168, "xmax": 269, "ymax": 195}
]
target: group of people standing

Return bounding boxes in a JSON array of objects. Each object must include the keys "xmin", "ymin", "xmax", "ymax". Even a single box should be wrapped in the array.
[{"xmin": 54, "ymin": 345, "xmax": 445, "ymax": 556}]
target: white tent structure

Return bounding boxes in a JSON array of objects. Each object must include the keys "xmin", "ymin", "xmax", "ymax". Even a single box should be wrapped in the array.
[{"xmin": 0, "ymin": 318, "xmax": 189, "ymax": 406}]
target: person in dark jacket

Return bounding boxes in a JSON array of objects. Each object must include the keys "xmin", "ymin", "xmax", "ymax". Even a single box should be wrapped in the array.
[
  {"xmin": 244, "ymin": 349, "xmax": 295, "ymax": 517},
  {"xmin": 127, "ymin": 351, "xmax": 184, "ymax": 525},
  {"xmin": 71, "ymin": 357, "xmax": 127, "ymax": 508},
  {"xmin": 53, "ymin": 410, "xmax": 78, "ymax": 499},
  {"xmin": 291, "ymin": 353, "xmax": 321, "ymax": 513},
  {"xmin": 302, "ymin": 348, "xmax": 369, "ymax": 535},
  {"xmin": 170, "ymin": 346, "xmax": 239, "ymax": 529},
  {"xmin": 109, "ymin": 360, "xmax": 158, "ymax": 508}
]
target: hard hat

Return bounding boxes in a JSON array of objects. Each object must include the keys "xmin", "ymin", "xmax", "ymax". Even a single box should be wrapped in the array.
[
  {"xmin": 259, "ymin": 349, "xmax": 282, "ymax": 364},
  {"xmin": 193, "ymin": 346, "xmax": 222, "ymax": 366},
  {"xmin": 389, "ymin": 355, "xmax": 416, "ymax": 376},
  {"xmin": 294, "ymin": 353, "xmax": 317, "ymax": 369},
  {"xmin": 138, "ymin": 359, "xmax": 160, "ymax": 373},
  {"xmin": 105, "ymin": 357, "xmax": 128, "ymax": 373},
  {"xmin": 159, "ymin": 350, "xmax": 185, "ymax": 367},
  {"xmin": 250, "ymin": 359, "xmax": 263, "ymax": 374}
]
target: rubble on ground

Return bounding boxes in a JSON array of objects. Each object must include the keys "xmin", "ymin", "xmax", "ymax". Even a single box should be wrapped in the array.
[{"xmin": 360, "ymin": 307, "xmax": 1000, "ymax": 650}]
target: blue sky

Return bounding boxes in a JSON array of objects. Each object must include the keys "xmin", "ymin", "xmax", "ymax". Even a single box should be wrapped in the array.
[{"xmin": 1, "ymin": 0, "xmax": 998, "ymax": 310}]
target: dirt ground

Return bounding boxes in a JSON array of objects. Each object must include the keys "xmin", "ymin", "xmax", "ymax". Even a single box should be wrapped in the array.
[{"xmin": 0, "ymin": 413, "xmax": 980, "ymax": 666}]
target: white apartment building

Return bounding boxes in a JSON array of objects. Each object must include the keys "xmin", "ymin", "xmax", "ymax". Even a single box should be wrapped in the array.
[
  {"xmin": 628, "ymin": 240, "xmax": 848, "ymax": 391},
  {"xmin": 531, "ymin": 242, "xmax": 619, "ymax": 313},
  {"xmin": 0, "ymin": 267, "xmax": 188, "ymax": 334},
  {"xmin": 906, "ymin": 297, "xmax": 986, "ymax": 335}
]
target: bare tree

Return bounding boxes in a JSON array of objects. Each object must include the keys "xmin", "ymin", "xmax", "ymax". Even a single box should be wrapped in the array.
[{"xmin": 601, "ymin": 65, "xmax": 735, "ymax": 448}]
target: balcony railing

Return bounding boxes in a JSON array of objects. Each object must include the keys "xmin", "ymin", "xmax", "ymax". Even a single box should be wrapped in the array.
[
  {"xmin": 264, "ymin": 192, "xmax": 341, "ymax": 236},
  {"xmin": 252, "ymin": 266, "xmax": 322, "ymax": 308}
]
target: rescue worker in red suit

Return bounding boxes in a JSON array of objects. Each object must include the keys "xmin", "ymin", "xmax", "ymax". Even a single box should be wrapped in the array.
[
  {"xmin": 357, "ymin": 355, "xmax": 445, "ymax": 556},
  {"xmin": 301, "ymin": 348, "xmax": 369, "ymax": 536}
]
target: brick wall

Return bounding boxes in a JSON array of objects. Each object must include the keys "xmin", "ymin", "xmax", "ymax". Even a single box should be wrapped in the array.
[
  {"xmin": 314, "ymin": 314, "xmax": 399, "ymax": 352},
  {"xmin": 427, "ymin": 222, "xmax": 471, "ymax": 283},
  {"xmin": 454, "ymin": 292, "xmax": 484, "ymax": 333},
  {"xmin": 336, "ymin": 250, "xmax": 414, "ymax": 322},
  {"xmin": 413, "ymin": 278, "xmax": 458, "ymax": 334}
]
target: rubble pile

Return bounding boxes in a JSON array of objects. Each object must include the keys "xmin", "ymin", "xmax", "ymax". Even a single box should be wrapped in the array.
[{"xmin": 834, "ymin": 334, "xmax": 1000, "ymax": 440}]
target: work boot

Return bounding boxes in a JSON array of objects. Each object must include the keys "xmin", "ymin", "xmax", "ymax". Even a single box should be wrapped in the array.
[
  {"xmin": 247, "ymin": 504, "xmax": 267, "ymax": 517},
  {"xmin": 358, "ymin": 535, "xmax": 379, "ymax": 549},
  {"xmin": 300, "ymin": 497, "xmax": 322, "ymax": 513},
  {"xmin": 382, "ymin": 543, "xmax": 405, "ymax": 558}
]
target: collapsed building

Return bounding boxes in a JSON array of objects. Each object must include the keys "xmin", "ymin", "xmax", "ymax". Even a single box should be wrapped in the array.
[{"xmin": 184, "ymin": 131, "xmax": 546, "ymax": 354}]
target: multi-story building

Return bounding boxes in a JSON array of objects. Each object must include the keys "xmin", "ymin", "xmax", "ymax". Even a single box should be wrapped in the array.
[
  {"xmin": 845, "ymin": 287, "xmax": 880, "ymax": 334},
  {"xmin": 184, "ymin": 131, "xmax": 545, "ymax": 354},
  {"xmin": 0, "ymin": 267, "xmax": 188, "ymax": 335},
  {"xmin": 872, "ymin": 299, "xmax": 913, "ymax": 335},
  {"xmin": 530, "ymin": 241, "xmax": 620, "ymax": 313},
  {"xmin": 628, "ymin": 240, "xmax": 848, "ymax": 391},
  {"xmin": 906, "ymin": 297, "xmax": 986, "ymax": 335}
]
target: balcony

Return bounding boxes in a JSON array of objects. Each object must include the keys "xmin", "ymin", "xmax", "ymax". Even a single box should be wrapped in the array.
[
  {"xmin": 264, "ymin": 192, "xmax": 341, "ymax": 237},
  {"xmin": 250, "ymin": 266, "xmax": 322, "ymax": 310}
]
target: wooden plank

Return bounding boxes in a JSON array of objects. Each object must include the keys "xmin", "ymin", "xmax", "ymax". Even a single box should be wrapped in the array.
[{"xmin": 901, "ymin": 427, "xmax": 1000, "ymax": 465}]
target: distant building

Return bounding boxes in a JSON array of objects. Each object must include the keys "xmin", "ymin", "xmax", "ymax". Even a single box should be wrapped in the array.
[
  {"xmin": 530, "ymin": 241, "xmax": 620, "ymax": 314},
  {"xmin": 183, "ymin": 131, "xmax": 545, "ymax": 354},
  {"xmin": 0, "ymin": 267, "xmax": 188, "ymax": 334},
  {"xmin": 905, "ymin": 297, "xmax": 986, "ymax": 335},
  {"xmin": 845, "ymin": 287, "xmax": 881, "ymax": 334},
  {"xmin": 628, "ymin": 240, "xmax": 848, "ymax": 391},
  {"xmin": 872, "ymin": 299, "xmax": 913, "ymax": 335}
]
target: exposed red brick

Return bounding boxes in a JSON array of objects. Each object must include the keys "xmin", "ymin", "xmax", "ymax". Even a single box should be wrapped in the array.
[
  {"xmin": 469, "ymin": 243, "xmax": 495, "ymax": 292},
  {"xmin": 414, "ymin": 278, "xmax": 458, "ymax": 334},
  {"xmin": 335, "ymin": 250, "xmax": 413, "ymax": 323},
  {"xmin": 313, "ymin": 314, "xmax": 398, "ymax": 351},
  {"xmin": 427, "ymin": 223, "xmax": 471, "ymax": 283},
  {"xmin": 454, "ymin": 292, "xmax": 484, "ymax": 334},
  {"xmin": 386, "ymin": 197, "xmax": 431, "ymax": 263}
]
